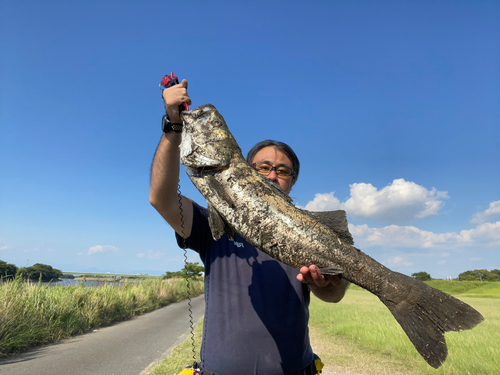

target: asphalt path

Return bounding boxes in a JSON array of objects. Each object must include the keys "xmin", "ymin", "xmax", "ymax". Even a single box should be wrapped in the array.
[{"xmin": 0, "ymin": 295, "xmax": 205, "ymax": 375}]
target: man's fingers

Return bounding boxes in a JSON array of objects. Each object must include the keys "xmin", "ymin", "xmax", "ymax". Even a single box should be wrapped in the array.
[
  {"xmin": 297, "ymin": 266, "xmax": 311, "ymax": 284},
  {"xmin": 297, "ymin": 265, "xmax": 331, "ymax": 287}
]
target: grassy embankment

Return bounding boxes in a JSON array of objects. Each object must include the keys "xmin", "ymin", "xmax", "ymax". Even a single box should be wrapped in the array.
[
  {"xmin": 151, "ymin": 281, "xmax": 499, "ymax": 375},
  {"xmin": 310, "ymin": 280, "xmax": 500, "ymax": 374},
  {"xmin": 0, "ymin": 277, "xmax": 203, "ymax": 357}
]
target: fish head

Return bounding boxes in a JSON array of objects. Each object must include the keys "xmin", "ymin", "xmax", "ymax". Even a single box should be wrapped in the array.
[{"xmin": 180, "ymin": 104, "xmax": 239, "ymax": 177}]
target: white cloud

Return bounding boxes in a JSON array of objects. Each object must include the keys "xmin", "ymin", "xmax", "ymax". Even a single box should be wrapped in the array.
[
  {"xmin": 0, "ymin": 245, "xmax": 8, "ymax": 250},
  {"xmin": 348, "ymin": 222, "xmax": 500, "ymax": 278},
  {"xmin": 137, "ymin": 250, "xmax": 165, "ymax": 260},
  {"xmin": 302, "ymin": 192, "xmax": 341, "ymax": 211},
  {"xmin": 350, "ymin": 224, "xmax": 444, "ymax": 248},
  {"xmin": 471, "ymin": 201, "xmax": 500, "ymax": 224},
  {"xmin": 88, "ymin": 245, "xmax": 119, "ymax": 255},
  {"xmin": 387, "ymin": 255, "xmax": 413, "ymax": 267},
  {"xmin": 350, "ymin": 221, "xmax": 500, "ymax": 249},
  {"xmin": 303, "ymin": 179, "xmax": 448, "ymax": 222},
  {"xmin": 457, "ymin": 222, "xmax": 500, "ymax": 245},
  {"xmin": 389, "ymin": 255, "xmax": 403, "ymax": 264}
]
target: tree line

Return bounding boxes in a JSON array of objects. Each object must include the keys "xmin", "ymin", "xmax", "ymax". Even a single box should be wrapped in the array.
[
  {"xmin": 4, "ymin": 259, "xmax": 496, "ymax": 283},
  {"xmin": 412, "ymin": 269, "xmax": 500, "ymax": 282},
  {"xmin": 0, "ymin": 260, "xmax": 63, "ymax": 282},
  {"xmin": 1, "ymin": 260, "xmax": 205, "ymax": 282},
  {"xmin": 457, "ymin": 269, "xmax": 500, "ymax": 282}
]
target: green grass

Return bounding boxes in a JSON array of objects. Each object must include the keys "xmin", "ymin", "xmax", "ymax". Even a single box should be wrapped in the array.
[
  {"xmin": 426, "ymin": 280, "xmax": 500, "ymax": 297},
  {"xmin": 309, "ymin": 282, "xmax": 500, "ymax": 374},
  {"xmin": 150, "ymin": 281, "xmax": 499, "ymax": 375},
  {"xmin": 0, "ymin": 277, "xmax": 204, "ymax": 356},
  {"xmin": 149, "ymin": 320, "xmax": 203, "ymax": 375}
]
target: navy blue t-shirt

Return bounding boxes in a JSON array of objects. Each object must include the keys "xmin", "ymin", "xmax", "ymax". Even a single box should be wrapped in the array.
[{"xmin": 176, "ymin": 202, "xmax": 314, "ymax": 375}]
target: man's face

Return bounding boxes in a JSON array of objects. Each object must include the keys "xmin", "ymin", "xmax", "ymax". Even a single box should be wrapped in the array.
[{"xmin": 251, "ymin": 146, "xmax": 295, "ymax": 194}]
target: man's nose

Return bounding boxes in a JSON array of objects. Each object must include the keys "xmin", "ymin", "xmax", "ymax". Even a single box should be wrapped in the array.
[{"xmin": 266, "ymin": 169, "xmax": 278, "ymax": 181}]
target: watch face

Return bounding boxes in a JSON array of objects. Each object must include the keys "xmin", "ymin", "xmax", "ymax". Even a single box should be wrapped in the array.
[{"xmin": 162, "ymin": 114, "xmax": 173, "ymax": 133}]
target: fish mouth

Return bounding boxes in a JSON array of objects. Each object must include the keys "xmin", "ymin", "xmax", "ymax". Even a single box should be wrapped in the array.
[{"xmin": 185, "ymin": 165, "xmax": 228, "ymax": 177}]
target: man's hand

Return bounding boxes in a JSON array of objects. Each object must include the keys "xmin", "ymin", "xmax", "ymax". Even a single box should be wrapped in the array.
[
  {"xmin": 162, "ymin": 79, "xmax": 191, "ymax": 123},
  {"xmin": 297, "ymin": 265, "xmax": 341, "ymax": 287},
  {"xmin": 297, "ymin": 265, "xmax": 349, "ymax": 303}
]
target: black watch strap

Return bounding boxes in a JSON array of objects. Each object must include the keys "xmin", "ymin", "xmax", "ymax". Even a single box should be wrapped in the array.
[{"xmin": 162, "ymin": 114, "xmax": 183, "ymax": 133}]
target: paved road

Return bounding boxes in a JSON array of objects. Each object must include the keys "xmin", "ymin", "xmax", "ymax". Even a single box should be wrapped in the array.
[{"xmin": 0, "ymin": 296, "xmax": 205, "ymax": 375}]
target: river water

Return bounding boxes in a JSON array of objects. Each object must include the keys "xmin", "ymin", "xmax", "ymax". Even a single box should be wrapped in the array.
[{"xmin": 38, "ymin": 279, "xmax": 124, "ymax": 287}]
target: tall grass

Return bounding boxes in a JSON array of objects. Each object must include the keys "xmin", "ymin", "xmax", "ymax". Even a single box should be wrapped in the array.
[
  {"xmin": 309, "ymin": 285, "xmax": 500, "ymax": 374},
  {"xmin": 0, "ymin": 277, "xmax": 204, "ymax": 356}
]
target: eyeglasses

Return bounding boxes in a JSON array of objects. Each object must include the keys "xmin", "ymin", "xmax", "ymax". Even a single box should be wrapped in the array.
[{"xmin": 251, "ymin": 162, "xmax": 295, "ymax": 178}]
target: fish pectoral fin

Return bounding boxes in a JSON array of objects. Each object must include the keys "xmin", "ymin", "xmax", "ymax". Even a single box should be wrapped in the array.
[
  {"xmin": 319, "ymin": 266, "xmax": 343, "ymax": 276},
  {"xmin": 301, "ymin": 209, "xmax": 354, "ymax": 245},
  {"xmin": 224, "ymin": 222, "xmax": 235, "ymax": 241},
  {"xmin": 207, "ymin": 202, "xmax": 225, "ymax": 240},
  {"xmin": 259, "ymin": 175, "xmax": 293, "ymax": 204},
  {"xmin": 206, "ymin": 176, "xmax": 236, "ymax": 209},
  {"xmin": 207, "ymin": 202, "xmax": 234, "ymax": 241}
]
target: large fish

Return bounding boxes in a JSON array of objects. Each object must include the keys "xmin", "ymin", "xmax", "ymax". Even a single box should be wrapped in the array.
[{"xmin": 179, "ymin": 104, "xmax": 483, "ymax": 369}]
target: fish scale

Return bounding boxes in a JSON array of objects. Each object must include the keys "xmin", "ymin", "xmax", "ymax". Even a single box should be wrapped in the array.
[{"xmin": 179, "ymin": 104, "xmax": 484, "ymax": 369}]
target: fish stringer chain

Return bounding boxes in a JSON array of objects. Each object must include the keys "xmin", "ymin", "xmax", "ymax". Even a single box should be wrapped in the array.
[{"xmin": 177, "ymin": 181, "xmax": 198, "ymax": 368}]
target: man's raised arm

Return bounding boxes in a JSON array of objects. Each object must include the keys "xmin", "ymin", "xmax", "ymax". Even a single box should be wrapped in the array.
[{"xmin": 149, "ymin": 80, "xmax": 194, "ymax": 238}]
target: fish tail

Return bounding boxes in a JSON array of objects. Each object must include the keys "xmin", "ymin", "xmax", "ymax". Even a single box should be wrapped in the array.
[{"xmin": 378, "ymin": 274, "xmax": 484, "ymax": 368}]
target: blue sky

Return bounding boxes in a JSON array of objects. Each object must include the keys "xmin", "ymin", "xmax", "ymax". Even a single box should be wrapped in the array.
[{"xmin": 1, "ymin": 0, "xmax": 498, "ymax": 278}]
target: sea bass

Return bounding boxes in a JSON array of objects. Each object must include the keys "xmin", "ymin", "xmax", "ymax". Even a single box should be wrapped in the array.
[{"xmin": 179, "ymin": 104, "xmax": 483, "ymax": 369}]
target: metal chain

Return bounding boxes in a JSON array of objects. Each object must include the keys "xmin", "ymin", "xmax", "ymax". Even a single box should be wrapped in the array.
[{"xmin": 177, "ymin": 181, "xmax": 197, "ymax": 362}]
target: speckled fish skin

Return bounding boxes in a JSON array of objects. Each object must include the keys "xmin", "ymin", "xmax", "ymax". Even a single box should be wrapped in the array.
[{"xmin": 179, "ymin": 104, "xmax": 484, "ymax": 369}]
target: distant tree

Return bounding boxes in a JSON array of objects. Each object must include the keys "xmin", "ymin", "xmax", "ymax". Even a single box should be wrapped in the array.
[
  {"xmin": 411, "ymin": 271, "xmax": 432, "ymax": 281},
  {"xmin": 459, "ymin": 269, "xmax": 500, "ymax": 282},
  {"xmin": 490, "ymin": 269, "xmax": 500, "ymax": 281},
  {"xmin": 458, "ymin": 270, "xmax": 478, "ymax": 281},
  {"xmin": 22, "ymin": 263, "xmax": 63, "ymax": 282},
  {"xmin": 181, "ymin": 262, "xmax": 205, "ymax": 280},
  {"xmin": 0, "ymin": 260, "xmax": 18, "ymax": 280},
  {"xmin": 163, "ymin": 271, "xmax": 183, "ymax": 279},
  {"xmin": 164, "ymin": 262, "xmax": 205, "ymax": 280}
]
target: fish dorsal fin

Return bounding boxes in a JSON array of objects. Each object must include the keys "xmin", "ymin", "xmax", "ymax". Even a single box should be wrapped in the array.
[
  {"xmin": 207, "ymin": 202, "xmax": 234, "ymax": 241},
  {"xmin": 300, "ymin": 209, "xmax": 354, "ymax": 245}
]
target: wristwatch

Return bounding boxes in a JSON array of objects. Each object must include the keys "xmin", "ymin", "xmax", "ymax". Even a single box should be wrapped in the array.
[{"xmin": 162, "ymin": 114, "xmax": 183, "ymax": 133}]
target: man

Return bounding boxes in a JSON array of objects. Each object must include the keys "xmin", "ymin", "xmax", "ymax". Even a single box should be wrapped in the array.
[{"xmin": 150, "ymin": 80, "xmax": 349, "ymax": 375}]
